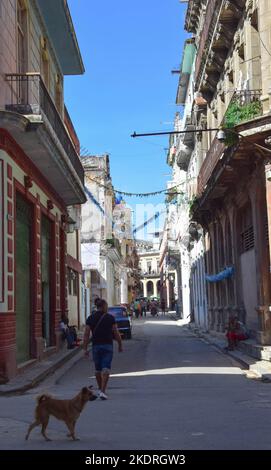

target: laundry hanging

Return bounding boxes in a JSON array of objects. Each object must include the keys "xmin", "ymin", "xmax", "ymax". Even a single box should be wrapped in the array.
[{"xmin": 205, "ymin": 266, "xmax": 235, "ymax": 283}]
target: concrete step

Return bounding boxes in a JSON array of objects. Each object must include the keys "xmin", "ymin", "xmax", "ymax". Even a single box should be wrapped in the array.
[
  {"xmin": 238, "ymin": 339, "xmax": 271, "ymax": 362},
  {"xmin": 187, "ymin": 324, "xmax": 271, "ymax": 382},
  {"xmin": 0, "ymin": 346, "xmax": 82, "ymax": 396}
]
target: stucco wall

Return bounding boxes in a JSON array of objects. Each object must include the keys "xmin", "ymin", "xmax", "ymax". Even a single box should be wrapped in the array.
[
  {"xmin": 67, "ymin": 230, "xmax": 77, "ymax": 259},
  {"xmin": 68, "ymin": 294, "xmax": 78, "ymax": 327}
]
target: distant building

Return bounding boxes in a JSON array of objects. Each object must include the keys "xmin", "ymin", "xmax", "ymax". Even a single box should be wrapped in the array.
[
  {"xmin": 137, "ymin": 237, "xmax": 161, "ymax": 299},
  {"xmin": 81, "ymin": 156, "xmax": 139, "ymax": 308}
]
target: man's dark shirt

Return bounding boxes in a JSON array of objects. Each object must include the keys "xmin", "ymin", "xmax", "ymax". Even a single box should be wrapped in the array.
[{"xmin": 86, "ymin": 311, "xmax": 116, "ymax": 345}]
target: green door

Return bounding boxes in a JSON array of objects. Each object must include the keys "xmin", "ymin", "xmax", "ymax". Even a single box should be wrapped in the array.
[
  {"xmin": 41, "ymin": 216, "xmax": 51, "ymax": 347},
  {"xmin": 16, "ymin": 193, "xmax": 32, "ymax": 364}
]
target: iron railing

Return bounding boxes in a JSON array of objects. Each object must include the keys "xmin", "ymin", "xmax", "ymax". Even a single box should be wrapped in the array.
[
  {"xmin": 5, "ymin": 73, "xmax": 84, "ymax": 185},
  {"xmin": 197, "ymin": 138, "xmax": 225, "ymax": 196},
  {"xmin": 224, "ymin": 89, "xmax": 263, "ymax": 126},
  {"xmin": 197, "ymin": 89, "xmax": 263, "ymax": 196},
  {"xmin": 195, "ymin": 0, "xmax": 221, "ymax": 84}
]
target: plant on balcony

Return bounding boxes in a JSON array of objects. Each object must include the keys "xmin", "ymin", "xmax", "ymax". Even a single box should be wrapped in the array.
[
  {"xmin": 223, "ymin": 98, "xmax": 263, "ymax": 147},
  {"xmin": 224, "ymin": 100, "xmax": 262, "ymax": 131}
]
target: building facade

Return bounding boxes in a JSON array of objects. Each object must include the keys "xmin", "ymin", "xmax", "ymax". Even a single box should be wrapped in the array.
[
  {"xmin": 168, "ymin": 0, "xmax": 271, "ymax": 352},
  {"xmin": 0, "ymin": 0, "xmax": 85, "ymax": 380},
  {"xmin": 137, "ymin": 237, "xmax": 162, "ymax": 300},
  {"xmin": 81, "ymin": 155, "xmax": 139, "ymax": 309}
]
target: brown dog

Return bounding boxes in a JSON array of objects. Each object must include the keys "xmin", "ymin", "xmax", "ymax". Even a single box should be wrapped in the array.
[{"xmin": 25, "ymin": 386, "xmax": 97, "ymax": 441}]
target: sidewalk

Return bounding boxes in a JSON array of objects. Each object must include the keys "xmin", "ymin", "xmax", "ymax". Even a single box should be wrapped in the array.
[
  {"xmin": 169, "ymin": 312, "xmax": 271, "ymax": 381},
  {"xmin": 0, "ymin": 346, "xmax": 83, "ymax": 396}
]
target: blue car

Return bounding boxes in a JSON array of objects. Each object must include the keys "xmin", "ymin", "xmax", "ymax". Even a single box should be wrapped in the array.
[{"xmin": 108, "ymin": 306, "xmax": 132, "ymax": 339}]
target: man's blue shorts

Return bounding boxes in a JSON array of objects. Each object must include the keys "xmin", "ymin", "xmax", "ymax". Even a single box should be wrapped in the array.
[{"xmin": 92, "ymin": 344, "xmax": 113, "ymax": 372}]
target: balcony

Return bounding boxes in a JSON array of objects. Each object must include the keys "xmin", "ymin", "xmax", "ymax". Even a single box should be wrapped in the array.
[
  {"xmin": 194, "ymin": 0, "xmax": 222, "ymax": 84},
  {"xmin": 194, "ymin": 0, "xmax": 245, "ymax": 98},
  {"xmin": 140, "ymin": 270, "xmax": 160, "ymax": 278},
  {"xmin": 224, "ymin": 89, "xmax": 263, "ymax": 128},
  {"xmin": 2, "ymin": 73, "xmax": 85, "ymax": 205},
  {"xmin": 197, "ymin": 138, "xmax": 225, "ymax": 196},
  {"xmin": 197, "ymin": 89, "xmax": 263, "ymax": 197}
]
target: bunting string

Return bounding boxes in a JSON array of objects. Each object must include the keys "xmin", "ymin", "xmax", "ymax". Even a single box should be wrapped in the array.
[{"xmin": 84, "ymin": 174, "xmax": 185, "ymax": 198}]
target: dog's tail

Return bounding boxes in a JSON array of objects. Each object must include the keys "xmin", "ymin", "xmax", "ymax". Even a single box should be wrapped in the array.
[{"xmin": 36, "ymin": 394, "xmax": 50, "ymax": 405}]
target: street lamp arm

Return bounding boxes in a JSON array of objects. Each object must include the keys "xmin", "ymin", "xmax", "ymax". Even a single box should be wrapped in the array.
[
  {"xmin": 131, "ymin": 129, "xmax": 219, "ymax": 138},
  {"xmin": 131, "ymin": 128, "xmax": 271, "ymax": 155}
]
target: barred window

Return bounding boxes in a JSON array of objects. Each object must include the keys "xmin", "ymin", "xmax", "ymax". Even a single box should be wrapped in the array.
[{"xmin": 239, "ymin": 203, "xmax": 254, "ymax": 254}]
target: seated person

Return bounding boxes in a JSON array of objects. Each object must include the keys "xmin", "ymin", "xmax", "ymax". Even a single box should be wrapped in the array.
[
  {"xmin": 59, "ymin": 315, "xmax": 77, "ymax": 349},
  {"xmin": 226, "ymin": 316, "xmax": 249, "ymax": 350}
]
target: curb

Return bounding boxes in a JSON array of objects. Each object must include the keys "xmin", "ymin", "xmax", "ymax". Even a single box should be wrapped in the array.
[
  {"xmin": 0, "ymin": 347, "xmax": 82, "ymax": 396},
  {"xmin": 185, "ymin": 324, "xmax": 260, "ymax": 372},
  {"xmin": 187, "ymin": 325, "xmax": 271, "ymax": 381}
]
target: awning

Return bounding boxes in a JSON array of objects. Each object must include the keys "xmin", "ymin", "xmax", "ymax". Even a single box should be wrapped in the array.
[
  {"xmin": 67, "ymin": 254, "xmax": 82, "ymax": 274},
  {"xmin": 176, "ymin": 39, "xmax": 196, "ymax": 104}
]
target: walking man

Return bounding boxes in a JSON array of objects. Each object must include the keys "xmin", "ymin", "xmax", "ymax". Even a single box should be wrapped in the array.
[{"xmin": 83, "ymin": 299, "xmax": 123, "ymax": 400}]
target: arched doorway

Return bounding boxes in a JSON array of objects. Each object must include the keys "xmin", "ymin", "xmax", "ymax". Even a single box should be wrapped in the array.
[{"xmin": 147, "ymin": 280, "xmax": 154, "ymax": 298}]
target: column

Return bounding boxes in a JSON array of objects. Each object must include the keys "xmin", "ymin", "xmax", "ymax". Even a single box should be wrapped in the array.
[
  {"xmin": 143, "ymin": 280, "xmax": 147, "ymax": 298},
  {"xmin": 257, "ymin": 165, "xmax": 271, "ymax": 344},
  {"xmin": 33, "ymin": 196, "xmax": 44, "ymax": 360},
  {"xmin": 54, "ymin": 214, "xmax": 62, "ymax": 350},
  {"xmin": 0, "ymin": 161, "xmax": 16, "ymax": 379},
  {"xmin": 121, "ymin": 270, "xmax": 128, "ymax": 304}
]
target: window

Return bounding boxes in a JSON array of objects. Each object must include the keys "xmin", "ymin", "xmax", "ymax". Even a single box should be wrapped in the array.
[
  {"xmin": 68, "ymin": 268, "xmax": 72, "ymax": 295},
  {"xmin": 68, "ymin": 268, "xmax": 78, "ymax": 296},
  {"xmin": 73, "ymin": 272, "xmax": 78, "ymax": 296},
  {"xmin": 17, "ymin": 0, "xmax": 28, "ymax": 74},
  {"xmin": 41, "ymin": 37, "xmax": 50, "ymax": 89},
  {"xmin": 17, "ymin": 0, "xmax": 28, "ymax": 103},
  {"xmin": 147, "ymin": 261, "xmax": 152, "ymax": 274},
  {"xmin": 239, "ymin": 203, "xmax": 255, "ymax": 254},
  {"xmin": 55, "ymin": 74, "xmax": 63, "ymax": 115}
]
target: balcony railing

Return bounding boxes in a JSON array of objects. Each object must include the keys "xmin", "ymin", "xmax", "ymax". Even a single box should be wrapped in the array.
[
  {"xmin": 140, "ymin": 270, "xmax": 160, "ymax": 277},
  {"xmin": 195, "ymin": 0, "xmax": 221, "ymax": 83},
  {"xmin": 5, "ymin": 73, "xmax": 84, "ymax": 185},
  {"xmin": 224, "ymin": 89, "xmax": 263, "ymax": 128},
  {"xmin": 197, "ymin": 138, "xmax": 225, "ymax": 196},
  {"xmin": 197, "ymin": 89, "xmax": 263, "ymax": 196}
]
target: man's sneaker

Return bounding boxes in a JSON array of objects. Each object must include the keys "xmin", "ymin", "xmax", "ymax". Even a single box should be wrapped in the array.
[{"xmin": 99, "ymin": 392, "xmax": 108, "ymax": 400}]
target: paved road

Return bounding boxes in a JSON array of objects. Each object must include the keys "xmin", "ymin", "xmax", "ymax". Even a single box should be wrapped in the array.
[{"xmin": 0, "ymin": 315, "xmax": 271, "ymax": 450}]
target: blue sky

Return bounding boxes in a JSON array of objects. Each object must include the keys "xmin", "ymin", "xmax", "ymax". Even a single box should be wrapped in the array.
[{"xmin": 65, "ymin": 0, "xmax": 188, "ymax": 237}]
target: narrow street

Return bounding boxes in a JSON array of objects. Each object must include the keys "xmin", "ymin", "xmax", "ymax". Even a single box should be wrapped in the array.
[{"xmin": 0, "ymin": 315, "xmax": 271, "ymax": 450}]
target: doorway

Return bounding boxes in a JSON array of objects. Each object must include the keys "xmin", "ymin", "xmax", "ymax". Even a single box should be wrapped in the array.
[{"xmin": 15, "ymin": 192, "xmax": 32, "ymax": 363}]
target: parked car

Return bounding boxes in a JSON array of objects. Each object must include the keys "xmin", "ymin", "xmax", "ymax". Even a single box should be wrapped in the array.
[{"xmin": 108, "ymin": 306, "xmax": 132, "ymax": 339}]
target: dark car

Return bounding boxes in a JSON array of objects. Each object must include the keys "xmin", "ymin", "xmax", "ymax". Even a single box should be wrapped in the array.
[{"xmin": 108, "ymin": 306, "xmax": 132, "ymax": 339}]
